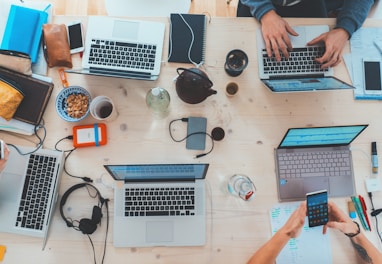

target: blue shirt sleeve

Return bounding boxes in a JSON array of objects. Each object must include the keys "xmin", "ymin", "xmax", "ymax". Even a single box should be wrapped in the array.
[
  {"xmin": 335, "ymin": 0, "xmax": 374, "ymax": 37},
  {"xmin": 239, "ymin": 0, "xmax": 276, "ymax": 21},
  {"xmin": 239, "ymin": 0, "xmax": 374, "ymax": 37}
]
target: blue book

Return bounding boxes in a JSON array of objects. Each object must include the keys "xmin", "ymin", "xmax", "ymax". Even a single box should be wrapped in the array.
[{"xmin": 1, "ymin": 5, "xmax": 48, "ymax": 63}]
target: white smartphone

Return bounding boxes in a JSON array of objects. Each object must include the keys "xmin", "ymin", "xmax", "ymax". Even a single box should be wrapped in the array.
[
  {"xmin": 363, "ymin": 58, "xmax": 382, "ymax": 94},
  {"xmin": 0, "ymin": 140, "xmax": 4, "ymax": 160},
  {"xmin": 67, "ymin": 21, "xmax": 85, "ymax": 54}
]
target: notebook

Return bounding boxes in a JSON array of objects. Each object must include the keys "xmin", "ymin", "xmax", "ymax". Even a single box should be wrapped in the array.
[
  {"xmin": 0, "ymin": 66, "xmax": 53, "ymax": 125},
  {"xmin": 168, "ymin": 13, "xmax": 207, "ymax": 65},
  {"xmin": 66, "ymin": 16, "xmax": 165, "ymax": 81},
  {"xmin": 275, "ymin": 125, "xmax": 368, "ymax": 201},
  {"xmin": 104, "ymin": 163, "xmax": 209, "ymax": 247},
  {"xmin": 257, "ymin": 25, "xmax": 354, "ymax": 92},
  {"xmin": 0, "ymin": 145, "xmax": 64, "ymax": 248},
  {"xmin": 1, "ymin": 5, "xmax": 48, "ymax": 63}
]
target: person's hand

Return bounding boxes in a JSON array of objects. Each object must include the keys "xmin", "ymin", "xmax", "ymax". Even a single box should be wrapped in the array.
[
  {"xmin": 260, "ymin": 10, "xmax": 298, "ymax": 61},
  {"xmin": 323, "ymin": 201, "xmax": 359, "ymax": 235},
  {"xmin": 0, "ymin": 142, "xmax": 9, "ymax": 172},
  {"xmin": 307, "ymin": 28, "xmax": 349, "ymax": 69},
  {"xmin": 280, "ymin": 202, "xmax": 306, "ymax": 238}
]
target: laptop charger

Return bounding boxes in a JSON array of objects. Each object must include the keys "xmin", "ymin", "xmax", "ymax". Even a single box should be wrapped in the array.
[{"xmin": 73, "ymin": 123, "xmax": 107, "ymax": 148}]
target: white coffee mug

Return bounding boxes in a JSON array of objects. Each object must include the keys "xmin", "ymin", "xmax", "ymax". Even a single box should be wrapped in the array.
[{"xmin": 90, "ymin": 96, "xmax": 118, "ymax": 121}]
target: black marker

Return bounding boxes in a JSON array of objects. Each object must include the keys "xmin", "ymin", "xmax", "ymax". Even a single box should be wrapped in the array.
[{"xmin": 372, "ymin": 142, "xmax": 378, "ymax": 174}]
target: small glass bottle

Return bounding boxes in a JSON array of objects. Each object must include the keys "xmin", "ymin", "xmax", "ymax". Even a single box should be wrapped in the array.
[{"xmin": 146, "ymin": 87, "xmax": 170, "ymax": 118}]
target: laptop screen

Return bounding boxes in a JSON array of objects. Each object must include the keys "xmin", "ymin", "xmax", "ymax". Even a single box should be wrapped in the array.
[
  {"xmin": 104, "ymin": 164, "xmax": 209, "ymax": 181},
  {"xmin": 279, "ymin": 125, "xmax": 368, "ymax": 148},
  {"xmin": 263, "ymin": 76, "xmax": 354, "ymax": 92}
]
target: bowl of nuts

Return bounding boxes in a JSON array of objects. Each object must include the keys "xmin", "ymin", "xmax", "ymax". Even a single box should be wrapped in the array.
[{"xmin": 55, "ymin": 86, "xmax": 91, "ymax": 122}]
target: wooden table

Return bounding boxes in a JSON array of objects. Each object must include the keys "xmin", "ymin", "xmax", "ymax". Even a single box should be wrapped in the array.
[{"xmin": 1, "ymin": 16, "xmax": 382, "ymax": 264}]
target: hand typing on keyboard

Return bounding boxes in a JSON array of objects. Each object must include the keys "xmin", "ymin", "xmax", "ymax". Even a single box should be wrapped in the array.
[
  {"xmin": 307, "ymin": 28, "xmax": 349, "ymax": 69},
  {"xmin": 260, "ymin": 11, "xmax": 348, "ymax": 69},
  {"xmin": 251, "ymin": 1, "xmax": 372, "ymax": 69},
  {"xmin": 260, "ymin": 10, "xmax": 298, "ymax": 62}
]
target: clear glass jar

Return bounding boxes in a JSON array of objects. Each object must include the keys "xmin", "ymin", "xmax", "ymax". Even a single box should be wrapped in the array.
[{"xmin": 145, "ymin": 87, "xmax": 170, "ymax": 118}]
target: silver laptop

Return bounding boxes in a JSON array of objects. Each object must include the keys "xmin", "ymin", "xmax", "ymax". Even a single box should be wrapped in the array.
[
  {"xmin": 275, "ymin": 125, "xmax": 368, "ymax": 201},
  {"xmin": 0, "ymin": 145, "xmax": 64, "ymax": 248},
  {"xmin": 66, "ymin": 16, "xmax": 165, "ymax": 80},
  {"xmin": 257, "ymin": 25, "xmax": 354, "ymax": 92},
  {"xmin": 104, "ymin": 163, "xmax": 209, "ymax": 247}
]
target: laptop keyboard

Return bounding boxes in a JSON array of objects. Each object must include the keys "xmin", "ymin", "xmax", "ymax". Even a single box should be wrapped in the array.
[
  {"xmin": 125, "ymin": 187, "xmax": 195, "ymax": 217},
  {"xmin": 88, "ymin": 39, "xmax": 157, "ymax": 70},
  {"xmin": 15, "ymin": 154, "xmax": 57, "ymax": 230},
  {"xmin": 262, "ymin": 46, "xmax": 329, "ymax": 75},
  {"xmin": 278, "ymin": 150, "xmax": 351, "ymax": 178}
]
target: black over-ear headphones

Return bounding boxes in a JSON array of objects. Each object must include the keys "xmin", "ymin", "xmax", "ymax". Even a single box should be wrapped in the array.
[{"xmin": 60, "ymin": 183, "xmax": 108, "ymax": 235}]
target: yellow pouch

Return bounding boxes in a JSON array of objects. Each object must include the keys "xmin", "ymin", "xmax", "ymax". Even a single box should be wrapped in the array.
[{"xmin": 0, "ymin": 77, "xmax": 24, "ymax": 121}]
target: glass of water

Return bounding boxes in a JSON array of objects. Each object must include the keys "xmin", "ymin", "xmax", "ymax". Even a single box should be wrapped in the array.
[{"xmin": 227, "ymin": 174, "xmax": 256, "ymax": 201}]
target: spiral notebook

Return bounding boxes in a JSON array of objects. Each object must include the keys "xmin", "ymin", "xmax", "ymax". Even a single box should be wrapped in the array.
[{"xmin": 168, "ymin": 13, "xmax": 207, "ymax": 65}]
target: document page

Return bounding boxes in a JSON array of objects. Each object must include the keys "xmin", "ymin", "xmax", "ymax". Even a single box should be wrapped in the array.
[{"xmin": 270, "ymin": 202, "xmax": 332, "ymax": 264}]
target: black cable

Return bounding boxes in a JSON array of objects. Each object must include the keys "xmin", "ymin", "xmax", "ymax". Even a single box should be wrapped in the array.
[
  {"xmin": 86, "ymin": 234, "xmax": 97, "ymax": 264},
  {"xmin": 7, "ymin": 119, "xmax": 47, "ymax": 155},
  {"xmin": 168, "ymin": 118, "xmax": 214, "ymax": 158},
  {"xmin": 101, "ymin": 199, "xmax": 109, "ymax": 264},
  {"xmin": 368, "ymin": 192, "xmax": 382, "ymax": 243},
  {"xmin": 54, "ymin": 135, "xmax": 92, "ymax": 182}
]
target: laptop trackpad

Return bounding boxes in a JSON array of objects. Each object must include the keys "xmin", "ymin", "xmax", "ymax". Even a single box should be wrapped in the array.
[
  {"xmin": 146, "ymin": 221, "xmax": 174, "ymax": 243},
  {"xmin": 0, "ymin": 173, "xmax": 23, "ymax": 202},
  {"xmin": 113, "ymin": 20, "xmax": 139, "ymax": 40},
  {"xmin": 304, "ymin": 178, "xmax": 329, "ymax": 194}
]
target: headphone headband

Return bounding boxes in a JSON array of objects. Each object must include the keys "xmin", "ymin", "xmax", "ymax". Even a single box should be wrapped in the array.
[{"xmin": 59, "ymin": 183, "xmax": 106, "ymax": 230}]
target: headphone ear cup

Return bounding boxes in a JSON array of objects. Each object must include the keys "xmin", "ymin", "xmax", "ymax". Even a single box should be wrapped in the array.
[
  {"xmin": 91, "ymin": 205, "xmax": 102, "ymax": 225},
  {"xmin": 79, "ymin": 218, "xmax": 97, "ymax": 235}
]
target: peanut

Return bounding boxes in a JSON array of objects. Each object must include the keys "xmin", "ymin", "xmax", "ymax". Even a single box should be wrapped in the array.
[{"xmin": 65, "ymin": 93, "xmax": 89, "ymax": 118}]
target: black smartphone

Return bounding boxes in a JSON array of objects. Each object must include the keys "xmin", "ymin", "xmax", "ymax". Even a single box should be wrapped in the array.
[
  {"xmin": 363, "ymin": 59, "xmax": 382, "ymax": 94},
  {"xmin": 186, "ymin": 117, "xmax": 207, "ymax": 150},
  {"xmin": 307, "ymin": 190, "xmax": 328, "ymax": 227},
  {"xmin": 67, "ymin": 21, "xmax": 85, "ymax": 54}
]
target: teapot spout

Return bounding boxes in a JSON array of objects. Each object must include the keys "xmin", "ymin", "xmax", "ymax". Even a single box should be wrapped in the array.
[{"xmin": 208, "ymin": 89, "xmax": 217, "ymax": 96}]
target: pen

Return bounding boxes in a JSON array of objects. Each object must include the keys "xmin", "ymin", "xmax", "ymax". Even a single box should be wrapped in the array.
[
  {"xmin": 351, "ymin": 196, "xmax": 369, "ymax": 231},
  {"xmin": 359, "ymin": 195, "xmax": 372, "ymax": 231},
  {"xmin": 372, "ymin": 142, "xmax": 378, "ymax": 174}
]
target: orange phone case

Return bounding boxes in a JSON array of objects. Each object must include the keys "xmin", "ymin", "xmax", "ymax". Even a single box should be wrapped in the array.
[{"xmin": 72, "ymin": 123, "xmax": 107, "ymax": 147}]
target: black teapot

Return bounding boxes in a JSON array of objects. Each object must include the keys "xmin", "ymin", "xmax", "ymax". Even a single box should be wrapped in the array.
[{"xmin": 175, "ymin": 68, "xmax": 216, "ymax": 104}]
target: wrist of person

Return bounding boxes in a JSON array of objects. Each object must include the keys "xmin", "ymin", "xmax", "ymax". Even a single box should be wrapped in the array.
[
  {"xmin": 344, "ymin": 221, "xmax": 361, "ymax": 238},
  {"xmin": 260, "ymin": 10, "xmax": 278, "ymax": 24},
  {"xmin": 332, "ymin": 27, "xmax": 351, "ymax": 40}
]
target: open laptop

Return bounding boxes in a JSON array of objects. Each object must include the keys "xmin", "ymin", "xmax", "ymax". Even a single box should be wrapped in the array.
[
  {"xmin": 0, "ymin": 145, "xmax": 64, "ymax": 248},
  {"xmin": 256, "ymin": 25, "xmax": 354, "ymax": 92},
  {"xmin": 66, "ymin": 16, "xmax": 165, "ymax": 80},
  {"xmin": 104, "ymin": 163, "xmax": 209, "ymax": 247},
  {"xmin": 275, "ymin": 125, "xmax": 368, "ymax": 201}
]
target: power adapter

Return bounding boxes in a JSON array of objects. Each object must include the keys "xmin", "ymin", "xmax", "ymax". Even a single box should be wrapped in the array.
[{"xmin": 366, "ymin": 178, "xmax": 382, "ymax": 193}]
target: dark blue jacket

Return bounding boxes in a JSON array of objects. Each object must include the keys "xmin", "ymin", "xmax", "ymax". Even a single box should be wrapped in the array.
[{"xmin": 240, "ymin": 0, "xmax": 374, "ymax": 36}]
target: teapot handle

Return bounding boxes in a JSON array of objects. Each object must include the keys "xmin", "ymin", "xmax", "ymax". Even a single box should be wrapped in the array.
[{"xmin": 176, "ymin": 67, "xmax": 213, "ymax": 87}]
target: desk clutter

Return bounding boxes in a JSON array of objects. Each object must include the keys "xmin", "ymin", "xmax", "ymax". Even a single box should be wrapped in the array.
[{"xmin": 1, "ymin": 3, "xmax": 382, "ymax": 263}]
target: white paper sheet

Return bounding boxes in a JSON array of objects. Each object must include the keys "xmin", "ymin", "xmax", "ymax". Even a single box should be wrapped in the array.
[
  {"xmin": 270, "ymin": 202, "xmax": 332, "ymax": 264},
  {"xmin": 348, "ymin": 27, "xmax": 382, "ymax": 100}
]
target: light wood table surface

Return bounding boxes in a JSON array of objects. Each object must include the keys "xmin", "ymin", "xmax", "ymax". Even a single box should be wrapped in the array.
[{"xmin": 1, "ymin": 16, "xmax": 382, "ymax": 264}]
